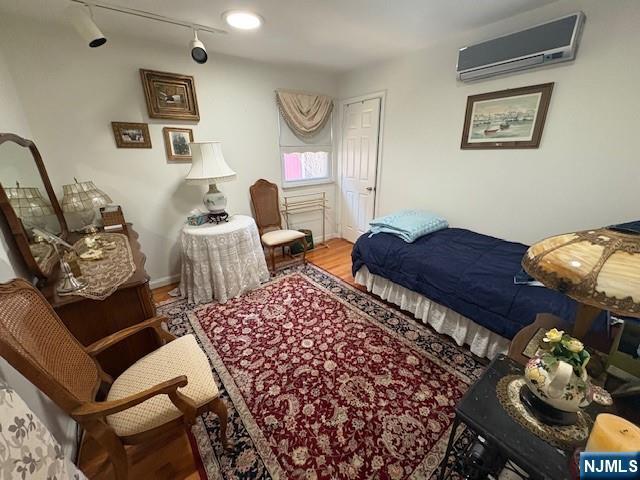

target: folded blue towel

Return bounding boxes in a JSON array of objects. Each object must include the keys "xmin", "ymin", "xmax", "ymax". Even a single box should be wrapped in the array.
[{"xmin": 369, "ymin": 209, "xmax": 448, "ymax": 243}]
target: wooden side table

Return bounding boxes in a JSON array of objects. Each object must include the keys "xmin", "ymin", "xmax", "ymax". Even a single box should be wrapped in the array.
[{"xmin": 179, "ymin": 214, "xmax": 270, "ymax": 304}]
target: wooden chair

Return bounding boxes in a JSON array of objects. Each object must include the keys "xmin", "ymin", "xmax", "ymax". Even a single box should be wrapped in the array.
[
  {"xmin": 250, "ymin": 179, "xmax": 308, "ymax": 272},
  {"xmin": 0, "ymin": 278, "xmax": 228, "ymax": 480}
]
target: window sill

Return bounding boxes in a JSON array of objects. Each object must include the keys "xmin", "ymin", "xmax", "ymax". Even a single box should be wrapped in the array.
[{"xmin": 282, "ymin": 179, "xmax": 335, "ymax": 190}]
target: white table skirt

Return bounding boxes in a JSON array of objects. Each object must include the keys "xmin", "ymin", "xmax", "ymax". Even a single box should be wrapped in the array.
[{"xmin": 179, "ymin": 215, "xmax": 270, "ymax": 304}]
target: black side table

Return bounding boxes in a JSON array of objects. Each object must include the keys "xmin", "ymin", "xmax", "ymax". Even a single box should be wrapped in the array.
[{"xmin": 439, "ymin": 355, "xmax": 612, "ymax": 480}]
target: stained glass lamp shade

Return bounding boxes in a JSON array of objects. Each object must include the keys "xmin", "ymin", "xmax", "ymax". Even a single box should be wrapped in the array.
[
  {"xmin": 6, "ymin": 186, "xmax": 60, "ymax": 234},
  {"xmin": 523, "ymin": 227, "xmax": 640, "ymax": 341},
  {"xmin": 61, "ymin": 179, "xmax": 112, "ymax": 229}
]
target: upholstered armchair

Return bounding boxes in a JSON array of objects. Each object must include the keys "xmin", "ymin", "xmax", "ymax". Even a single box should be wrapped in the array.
[
  {"xmin": 250, "ymin": 178, "xmax": 308, "ymax": 272},
  {"xmin": 0, "ymin": 278, "xmax": 227, "ymax": 480}
]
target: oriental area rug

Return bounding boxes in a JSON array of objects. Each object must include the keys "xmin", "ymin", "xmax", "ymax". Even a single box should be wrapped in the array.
[{"xmin": 158, "ymin": 264, "xmax": 485, "ymax": 480}]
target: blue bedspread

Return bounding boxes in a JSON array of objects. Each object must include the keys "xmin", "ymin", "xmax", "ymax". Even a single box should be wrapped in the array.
[{"xmin": 352, "ymin": 228, "xmax": 580, "ymax": 340}]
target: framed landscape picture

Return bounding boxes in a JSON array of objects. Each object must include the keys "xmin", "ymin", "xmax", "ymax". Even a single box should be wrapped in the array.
[
  {"xmin": 461, "ymin": 83, "xmax": 554, "ymax": 149},
  {"xmin": 140, "ymin": 69, "xmax": 200, "ymax": 121},
  {"xmin": 163, "ymin": 127, "xmax": 194, "ymax": 161},
  {"xmin": 111, "ymin": 122, "xmax": 151, "ymax": 148}
]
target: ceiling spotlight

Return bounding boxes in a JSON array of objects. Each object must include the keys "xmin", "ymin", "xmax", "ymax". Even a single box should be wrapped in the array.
[
  {"xmin": 66, "ymin": 3, "xmax": 107, "ymax": 48},
  {"xmin": 222, "ymin": 11, "xmax": 262, "ymax": 30},
  {"xmin": 190, "ymin": 29, "xmax": 208, "ymax": 64}
]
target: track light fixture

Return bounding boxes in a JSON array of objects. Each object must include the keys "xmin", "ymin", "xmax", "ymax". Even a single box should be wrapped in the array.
[
  {"xmin": 68, "ymin": 0, "xmax": 231, "ymax": 63},
  {"xmin": 66, "ymin": 3, "xmax": 107, "ymax": 48},
  {"xmin": 190, "ymin": 29, "xmax": 208, "ymax": 64}
]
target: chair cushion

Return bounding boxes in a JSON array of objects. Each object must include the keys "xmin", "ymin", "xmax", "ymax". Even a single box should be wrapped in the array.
[
  {"xmin": 106, "ymin": 334, "xmax": 218, "ymax": 437},
  {"xmin": 261, "ymin": 229, "xmax": 305, "ymax": 246}
]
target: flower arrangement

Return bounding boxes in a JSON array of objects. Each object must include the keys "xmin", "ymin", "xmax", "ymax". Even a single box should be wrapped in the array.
[{"xmin": 541, "ymin": 328, "xmax": 590, "ymax": 377}]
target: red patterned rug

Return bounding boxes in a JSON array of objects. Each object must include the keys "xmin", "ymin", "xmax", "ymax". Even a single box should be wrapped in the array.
[{"xmin": 159, "ymin": 265, "xmax": 484, "ymax": 479}]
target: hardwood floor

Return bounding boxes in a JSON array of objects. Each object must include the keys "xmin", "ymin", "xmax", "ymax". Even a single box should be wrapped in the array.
[
  {"xmin": 80, "ymin": 237, "xmax": 356, "ymax": 479},
  {"xmin": 152, "ymin": 238, "xmax": 356, "ymax": 303}
]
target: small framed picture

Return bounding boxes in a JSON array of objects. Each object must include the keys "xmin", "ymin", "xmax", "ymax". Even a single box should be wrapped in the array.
[
  {"xmin": 461, "ymin": 82, "xmax": 554, "ymax": 149},
  {"xmin": 111, "ymin": 122, "xmax": 152, "ymax": 148},
  {"xmin": 163, "ymin": 127, "xmax": 194, "ymax": 161},
  {"xmin": 140, "ymin": 69, "xmax": 200, "ymax": 121}
]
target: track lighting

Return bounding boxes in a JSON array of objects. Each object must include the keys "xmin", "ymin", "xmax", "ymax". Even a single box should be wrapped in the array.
[
  {"xmin": 66, "ymin": 3, "xmax": 107, "ymax": 48},
  {"xmin": 190, "ymin": 30, "xmax": 208, "ymax": 64}
]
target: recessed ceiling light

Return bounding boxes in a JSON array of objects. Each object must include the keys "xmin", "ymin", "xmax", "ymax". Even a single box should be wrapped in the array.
[{"xmin": 222, "ymin": 11, "xmax": 263, "ymax": 30}]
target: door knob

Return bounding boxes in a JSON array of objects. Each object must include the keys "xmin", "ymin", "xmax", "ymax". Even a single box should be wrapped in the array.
[{"xmin": 366, "ymin": 186, "xmax": 374, "ymax": 192}]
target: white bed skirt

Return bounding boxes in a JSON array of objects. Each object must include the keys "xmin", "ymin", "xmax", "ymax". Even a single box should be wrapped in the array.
[{"xmin": 355, "ymin": 266, "xmax": 510, "ymax": 359}]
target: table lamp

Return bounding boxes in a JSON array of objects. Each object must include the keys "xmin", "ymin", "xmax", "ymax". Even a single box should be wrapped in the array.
[
  {"xmin": 522, "ymin": 227, "xmax": 640, "ymax": 336},
  {"xmin": 61, "ymin": 178, "xmax": 112, "ymax": 232},
  {"xmin": 6, "ymin": 183, "xmax": 60, "ymax": 234},
  {"xmin": 523, "ymin": 226, "xmax": 640, "ymax": 399},
  {"xmin": 185, "ymin": 142, "xmax": 236, "ymax": 223}
]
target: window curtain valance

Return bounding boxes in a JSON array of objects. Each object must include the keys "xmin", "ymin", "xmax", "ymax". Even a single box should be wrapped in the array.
[{"xmin": 276, "ymin": 89, "xmax": 334, "ymax": 138}]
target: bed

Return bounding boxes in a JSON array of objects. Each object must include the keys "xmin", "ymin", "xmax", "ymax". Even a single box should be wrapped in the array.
[{"xmin": 352, "ymin": 228, "xmax": 584, "ymax": 359}]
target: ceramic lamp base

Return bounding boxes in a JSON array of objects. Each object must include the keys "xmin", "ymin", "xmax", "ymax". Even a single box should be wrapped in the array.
[
  {"xmin": 519, "ymin": 385, "xmax": 577, "ymax": 426},
  {"xmin": 203, "ymin": 183, "xmax": 227, "ymax": 214}
]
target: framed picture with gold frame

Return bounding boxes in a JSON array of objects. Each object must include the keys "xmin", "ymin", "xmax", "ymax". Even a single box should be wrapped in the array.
[
  {"xmin": 111, "ymin": 122, "xmax": 152, "ymax": 148},
  {"xmin": 140, "ymin": 69, "xmax": 200, "ymax": 121},
  {"xmin": 461, "ymin": 83, "xmax": 554, "ymax": 149},
  {"xmin": 163, "ymin": 127, "xmax": 194, "ymax": 161}
]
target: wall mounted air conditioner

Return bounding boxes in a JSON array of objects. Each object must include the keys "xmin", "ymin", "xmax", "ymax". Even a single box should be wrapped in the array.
[{"xmin": 456, "ymin": 12, "xmax": 585, "ymax": 82}]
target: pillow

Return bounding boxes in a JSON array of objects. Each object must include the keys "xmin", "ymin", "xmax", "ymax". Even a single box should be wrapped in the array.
[
  {"xmin": 0, "ymin": 381, "xmax": 87, "ymax": 480},
  {"xmin": 368, "ymin": 209, "xmax": 448, "ymax": 243}
]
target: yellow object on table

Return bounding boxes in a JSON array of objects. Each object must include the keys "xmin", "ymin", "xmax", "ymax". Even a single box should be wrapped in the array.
[{"xmin": 585, "ymin": 414, "xmax": 640, "ymax": 452}]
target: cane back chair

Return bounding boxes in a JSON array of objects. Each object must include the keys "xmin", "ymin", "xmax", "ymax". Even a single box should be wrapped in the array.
[
  {"xmin": 0, "ymin": 278, "xmax": 228, "ymax": 479},
  {"xmin": 250, "ymin": 178, "xmax": 307, "ymax": 272}
]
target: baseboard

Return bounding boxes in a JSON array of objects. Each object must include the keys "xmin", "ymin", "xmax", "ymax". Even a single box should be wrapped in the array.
[
  {"xmin": 149, "ymin": 274, "xmax": 180, "ymax": 290},
  {"xmin": 312, "ymin": 232, "xmax": 338, "ymax": 245},
  {"xmin": 149, "ymin": 234, "xmax": 339, "ymax": 290}
]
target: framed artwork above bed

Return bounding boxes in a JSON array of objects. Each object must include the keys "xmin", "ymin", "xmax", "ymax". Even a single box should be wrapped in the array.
[{"xmin": 461, "ymin": 82, "xmax": 554, "ymax": 149}]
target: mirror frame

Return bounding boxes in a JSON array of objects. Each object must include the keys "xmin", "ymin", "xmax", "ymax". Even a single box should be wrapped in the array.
[{"xmin": 0, "ymin": 133, "xmax": 69, "ymax": 281}]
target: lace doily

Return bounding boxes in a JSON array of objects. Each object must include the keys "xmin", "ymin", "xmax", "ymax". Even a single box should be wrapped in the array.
[
  {"xmin": 496, "ymin": 375, "xmax": 590, "ymax": 449},
  {"xmin": 60, "ymin": 233, "xmax": 136, "ymax": 301}
]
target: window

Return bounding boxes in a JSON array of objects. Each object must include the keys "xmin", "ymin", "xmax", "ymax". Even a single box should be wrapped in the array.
[
  {"xmin": 282, "ymin": 148, "xmax": 331, "ymax": 183},
  {"xmin": 279, "ymin": 113, "xmax": 333, "ymax": 188}
]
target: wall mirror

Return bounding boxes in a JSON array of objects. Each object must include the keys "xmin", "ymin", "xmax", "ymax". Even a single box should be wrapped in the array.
[{"xmin": 0, "ymin": 133, "xmax": 68, "ymax": 280}]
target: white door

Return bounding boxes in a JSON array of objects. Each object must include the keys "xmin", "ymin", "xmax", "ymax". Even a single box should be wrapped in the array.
[{"xmin": 340, "ymin": 97, "xmax": 381, "ymax": 243}]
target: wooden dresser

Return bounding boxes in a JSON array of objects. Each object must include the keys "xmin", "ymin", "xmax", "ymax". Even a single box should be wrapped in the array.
[{"xmin": 40, "ymin": 225, "xmax": 158, "ymax": 378}]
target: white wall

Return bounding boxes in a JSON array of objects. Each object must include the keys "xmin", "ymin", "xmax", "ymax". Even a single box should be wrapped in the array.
[
  {"xmin": 0, "ymin": 16, "xmax": 339, "ymax": 286},
  {"xmin": 339, "ymin": 0, "xmax": 640, "ymax": 245},
  {"xmin": 0, "ymin": 48, "xmax": 32, "ymax": 280},
  {"xmin": 0, "ymin": 47, "xmax": 77, "ymax": 459}
]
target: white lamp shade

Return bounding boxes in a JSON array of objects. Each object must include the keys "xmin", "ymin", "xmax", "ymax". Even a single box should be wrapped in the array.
[{"xmin": 186, "ymin": 142, "xmax": 236, "ymax": 184}]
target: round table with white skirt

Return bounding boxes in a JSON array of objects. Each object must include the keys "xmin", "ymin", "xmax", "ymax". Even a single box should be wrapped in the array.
[{"xmin": 179, "ymin": 214, "xmax": 270, "ymax": 304}]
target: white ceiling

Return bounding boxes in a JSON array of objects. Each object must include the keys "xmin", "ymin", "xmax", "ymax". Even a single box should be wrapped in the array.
[{"xmin": 0, "ymin": 0, "xmax": 557, "ymax": 71}]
